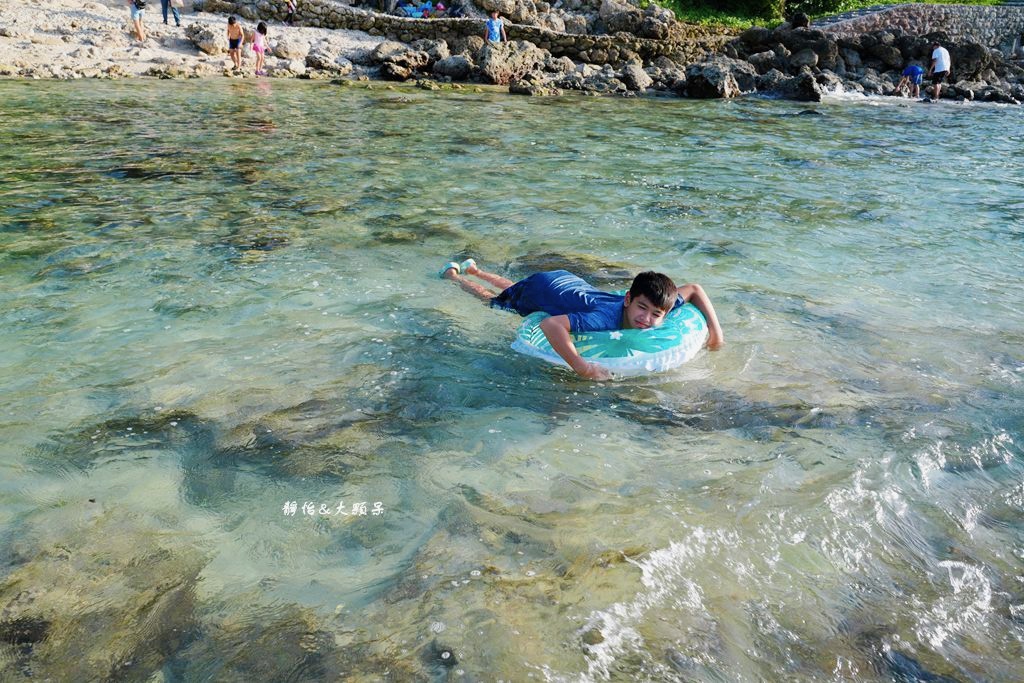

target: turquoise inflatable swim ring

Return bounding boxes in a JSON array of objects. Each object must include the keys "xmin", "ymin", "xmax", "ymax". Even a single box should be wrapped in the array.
[{"xmin": 511, "ymin": 299, "xmax": 709, "ymax": 377}]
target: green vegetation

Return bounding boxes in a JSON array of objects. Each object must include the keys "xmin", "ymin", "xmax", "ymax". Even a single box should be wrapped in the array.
[{"xmin": 658, "ymin": 0, "xmax": 1003, "ymax": 28}]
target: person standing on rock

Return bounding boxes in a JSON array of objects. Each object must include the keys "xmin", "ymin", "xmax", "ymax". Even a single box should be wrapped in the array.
[
  {"xmin": 285, "ymin": 0, "xmax": 297, "ymax": 25},
  {"xmin": 160, "ymin": 0, "xmax": 182, "ymax": 27},
  {"xmin": 484, "ymin": 10, "xmax": 507, "ymax": 44},
  {"xmin": 227, "ymin": 15, "xmax": 244, "ymax": 72},
  {"xmin": 927, "ymin": 41, "xmax": 952, "ymax": 100},
  {"xmin": 128, "ymin": 0, "xmax": 146, "ymax": 42}
]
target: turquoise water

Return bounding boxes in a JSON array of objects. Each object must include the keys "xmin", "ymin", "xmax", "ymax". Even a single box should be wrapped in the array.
[{"xmin": 0, "ymin": 79, "xmax": 1022, "ymax": 681}]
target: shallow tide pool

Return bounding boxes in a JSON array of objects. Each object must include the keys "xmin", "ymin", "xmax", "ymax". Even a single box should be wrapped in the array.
[{"xmin": 0, "ymin": 79, "xmax": 1023, "ymax": 681}]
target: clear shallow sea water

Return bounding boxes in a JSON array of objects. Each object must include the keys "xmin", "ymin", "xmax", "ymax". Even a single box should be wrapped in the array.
[{"xmin": 0, "ymin": 79, "xmax": 1022, "ymax": 681}]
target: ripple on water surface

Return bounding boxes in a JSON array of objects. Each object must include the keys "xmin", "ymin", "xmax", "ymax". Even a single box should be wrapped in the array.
[{"xmin": 0, "ymin": 80, "xmax": 1023, "ymax": 680}]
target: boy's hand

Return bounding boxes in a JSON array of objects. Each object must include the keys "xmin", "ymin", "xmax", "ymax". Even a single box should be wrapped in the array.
[
  {"xmin": 575, "ymin": 361, "xmax": 612, "ymax": 381},
  {"xmin": 707, "ymin": 329, "xmax": 724, "ymax": 350}
]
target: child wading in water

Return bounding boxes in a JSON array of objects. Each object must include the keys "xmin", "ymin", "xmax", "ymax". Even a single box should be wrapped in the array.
[
  {"xmin": 440, "ymin": 259, "xmax": 724, "ymax": 380},
  {"xmin": 253, "ymin": 22, "xmax": 269, "ymax": 75},
  {"xmin": 226, "ymin": 16, "xmax": 244, "ymax": 72}
]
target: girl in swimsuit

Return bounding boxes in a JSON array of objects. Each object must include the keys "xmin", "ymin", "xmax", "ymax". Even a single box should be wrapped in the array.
[{"xmin": 253, "ymin": 22, "xmax": 269, "ymax": 76}]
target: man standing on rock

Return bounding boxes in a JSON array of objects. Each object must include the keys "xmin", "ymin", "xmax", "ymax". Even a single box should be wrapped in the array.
[{"xmin": 927, "ymin": 41, "xmax": 951, "ymax": 100}]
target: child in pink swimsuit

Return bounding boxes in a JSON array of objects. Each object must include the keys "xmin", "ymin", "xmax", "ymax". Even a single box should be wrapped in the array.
[{"xmin": 253, "ymin": 22, "xmax": 268, "ymax": 75}]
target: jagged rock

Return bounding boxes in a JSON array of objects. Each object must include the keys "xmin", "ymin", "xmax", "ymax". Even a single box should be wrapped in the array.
[
  {"xmin": 790, "ymin": 48, "xmax": 817, "ymax": 70},
  {"xmin": 755, "ymin": 67, "xmax": 786, "ymax": 92},
  {"xmin": 685, "ymin": 60, "xmax": 740, "ymax": 99},
  {"xmin": 306, "ymin": 46, "xmax": 354, "ymax": 74},
  {"xmin": 858, "ymin": 72, "xmax": 888, "ymax": 95},
  {"xmin": 748, "ymin": 50, "xmax": 776, "ymax": 74},
  {"xmin": 538, "ymin": 13, "xmax": 566, "ymax": 32},
  {"xmin": 411, "ymin": 39, "xmax": 450, "ymax": 64},
  {"xmin": 509, "ymin": 70, "xmax": 562, "ymax": 95},
  {"xmin": 870, "ymin": 44, "xmax": 903, "ymax": 69},
  {"xmin": 545, "ymin": 55, "xmax": 576, "ymax": 74},
  {"xmin": 380, "ymin": 50, "xmax": 430, "ymax": 81},
  {"xmin": 479, "ymin": 40, "xmax": 546, "ymax": 85},
  {"xmin": 840, "ymin": 47, "xmax": 861, "ymax": 69},
  {"xmin": 768, "ymin": 67, "xmax": 822, "ymax": 101},
  {"xmin": 369, "ymin": 40, "xmax": 411, "ymax": 64},
  {"xmin": 185, "ymin": 23, "xmax": 226, "ymax": 55},
  {"xmin": 433, "ymin": 54, "xmax": 473, "ymax": 80},
  {"xmin": 478, "ymin": 0, "xmax": 537, "ymax": 25},
  {"xmin": 563, "ymin": 15, "xmax": 588, "ymax": 34},
  {"xmin": 620, "ymin": 63, "xmax": 653, "ymax": 91},
  {"xmin": 740, "ymin": 26, "xmax": 772, "ymax": 49},
  {"xmin": 599, "ymin": 0, "xmax": 642, "ymax": 35},
  {"xmin": 637, "ymin": 4, "xmax": 676, "ymax": 40},
  {"xmin": 951, "ymin": 42, "xmax": 993, "ymax": 80},
  {"xmin": 814, "ymin": 69, "xmax": 843, "ymax": 92},
  {"xmin": 274, "ymin": 37, "xmax": 310, "ymax": 61}
]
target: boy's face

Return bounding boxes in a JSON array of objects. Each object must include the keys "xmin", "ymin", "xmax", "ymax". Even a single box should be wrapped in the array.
[{"xmin": 622, "ymin": 293, "xmax": 670, "ymax": 330}]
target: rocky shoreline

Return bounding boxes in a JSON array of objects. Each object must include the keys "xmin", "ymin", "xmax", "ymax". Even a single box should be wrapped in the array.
[{"xmin": 1, "ymin": 0, "xmax": 1022, "ymax": 105}]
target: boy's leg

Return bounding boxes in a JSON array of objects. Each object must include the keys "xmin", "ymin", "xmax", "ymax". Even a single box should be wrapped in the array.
[
  {"xmin": 464, "ymin": 262, "xmax": 513, "ymax": 290},
  {"xmin": 443, "ymin": 269, "xmax": 498, "ymax": 302}
]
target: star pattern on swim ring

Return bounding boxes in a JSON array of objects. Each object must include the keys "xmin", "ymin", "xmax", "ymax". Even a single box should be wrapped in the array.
[{"xmin": 609, "ymin": 331, "xmax": 623, "ymax": 340}]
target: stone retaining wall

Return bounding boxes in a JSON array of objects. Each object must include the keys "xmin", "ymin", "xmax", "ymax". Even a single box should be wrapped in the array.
[
  {"xmin": 199, "ymin": 0, "xmax": 725, "ymax": 64},
  {"xmin": 820, "ymin": 4, "xmax": 1024, "ymax": 55}
]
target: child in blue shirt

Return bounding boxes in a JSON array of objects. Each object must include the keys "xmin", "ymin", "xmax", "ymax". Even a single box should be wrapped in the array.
[
  {"xmin": 896, "ymin": 63, "xmax": 925, "ymax": 98},
  {"xmin": 484, "ymin": 10, "xmax": 507, "ymax": 43},
  {"xmin": 440, "ymin": 259, "xmax": 724, "ymax": 380}
]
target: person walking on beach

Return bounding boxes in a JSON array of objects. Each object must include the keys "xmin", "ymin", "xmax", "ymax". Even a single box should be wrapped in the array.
[
  {"xmin": 128, "ymin": 0, "xmax": 146, "ymax": 42},
  {"xmin": 285, "ymin": 0, "xmax": 297, "ymax": 25},
  {"xmin": 484, "ymin": 10, "xmax": 507, "ymax": 44},
  {"xmin": 227, "ymin": 16, "xmax": 244, "ymax": 72},
  {"xmin": 927, "ymin": 41, "xmax": 952, "ymax": 100},
  {"xmin": 160, "ymin": 0, "xmax": 182, "ymax": 27},
  {"xmin": 439, "ymin": 259, "xmax": 724, "ymax": 380},
  {"xmin": 252, "ymin": 22, "xmax": 269, "ymax": 76}
]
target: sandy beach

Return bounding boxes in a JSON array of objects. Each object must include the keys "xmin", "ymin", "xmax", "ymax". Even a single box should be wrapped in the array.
[{"xmin": 0, "ymin": 0, "xmax": 384, "ymax": 78}]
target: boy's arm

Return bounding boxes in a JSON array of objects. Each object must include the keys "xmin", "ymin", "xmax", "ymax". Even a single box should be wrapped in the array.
[
  {"xmin": 677, "ymin": 283, "xmax": 724, "ymax": 349},
  {"xmin": 539, "ymin": 315, "xmax": 611, "ymax": 380}
]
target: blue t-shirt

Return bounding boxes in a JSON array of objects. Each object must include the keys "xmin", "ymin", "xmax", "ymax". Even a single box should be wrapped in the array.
[
  {"xmin": 903, "ymin": 64, "xmax": 924, "ymax": 83},
  {"xmin": 491, "ymin": 270, "xmax": 625, "ymax": 332},
  {"xmin": 486, "ymin": 17, "xmax": 503, "ymax": 42}
]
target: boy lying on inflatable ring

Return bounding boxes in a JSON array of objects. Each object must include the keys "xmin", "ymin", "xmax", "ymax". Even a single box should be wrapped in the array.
[{"xmin": 439, "ymin": 259, "xmax": 724, "ymax": 380}]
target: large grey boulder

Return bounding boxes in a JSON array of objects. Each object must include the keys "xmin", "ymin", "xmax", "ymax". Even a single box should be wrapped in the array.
[
  {"xmin": 306, "ymin": 43, "xmax": 354, "ymax": 74},
  {"xmin": 599, "ymin": 0, "xmax": 642, "ymax": 34},
  {"xmin": 274, "ymin": 38, "xmax": 310, "ymax": 61},
  {"xmin": 411, "ymin": 39, "xmax": 450, "ymax": 64},
  {"xmin": 790, "ymin": 48, "xmax": 818, "ymax": 70},
  {"xmin": 433, "ymin": 54, "xmax": 473, "ymax": 80},
  {"xmin": 563, "ymin": 15, "xmax": 588, "ymax": 34},
  {"xmin": 479, "ymin": 40, "xmax": 547, "ymax": 85},
  {"xmin": 869, "ymin": 44, "xmax": 903, "ymax": 70},
  {"xmin": 771, "ymin": 67, "xmax": 823, "ymax": 101},
  {"xmin": 185, "ymin": 23, "xmax": 226, "ymax": 55},
  {"xmin": 685, "ymin": 60, "xmax": 740, "ymax": 99},
  {"xmin": 369, "ymin": 40, "xmax": 412, "ymax": 64},
  {"xmin": 620, "ymin": 63, "xmax": 653, "ymax": 91},
  {"xmin": 380, "ymin": 50, "xmax": 431, "ymax": 81},
  {"xmin": 951, "ymin": 42, "xmax": 993, "ymax": 80},
  {"xmin": 509, "ymin": 70, "xmax": 562, "ymax": 96}
]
